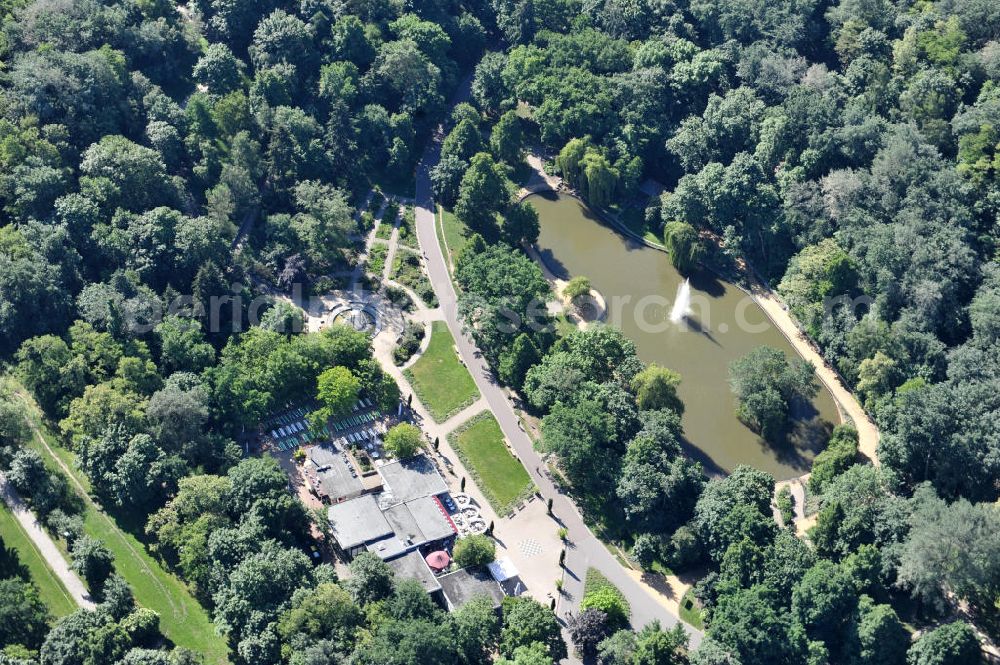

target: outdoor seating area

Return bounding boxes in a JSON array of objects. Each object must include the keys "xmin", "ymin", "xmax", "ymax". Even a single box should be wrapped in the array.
[
  {"xmin": 263, "ymin": 403, "xmax": 329, "ymax": 451},
  {"xmin": 446, "ymin": 493, "xmax": 487, "ymax": 536},
  {"xmin": 263, "ymin": 398, "xmax": 388, "ymax": 453},
  {"xmin": 330, "ymin": 397, "xmax": 384, "ymax": 432},
  {"xmin": 335, "ymin": 422, "xmax": 388, "ymax": 461}
]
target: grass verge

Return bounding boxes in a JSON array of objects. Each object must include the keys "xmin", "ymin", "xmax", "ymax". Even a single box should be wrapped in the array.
[
  {"xmin": 404, "ymin": 321, "xmax": 478, "ymax": 422},
  {"xmin": 0, "ymin": 504, "xmax": 77, "ymax": 617},
  {"xmin": 583, "ymin": 567, "xmax": 631, "ymax": 618},
  {"xmin": 448, "ymin": 412, "xmax": 534, "ymax": 516},
  {"xmin": 679, "ymin": 589, "xmax": 705, "ymax": 630},
  {"xmin": 11, "ymin": 383, "xmax": 230, "ymax": 664},
  {"xmin": 437, "ymin": 206, "xmax": 470, "ymax": 270}
]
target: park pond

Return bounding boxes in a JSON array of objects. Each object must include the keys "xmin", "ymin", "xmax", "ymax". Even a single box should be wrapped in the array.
[{"xmin": 528, "ymin": 191, "xmax": 840, "ymax": 480}]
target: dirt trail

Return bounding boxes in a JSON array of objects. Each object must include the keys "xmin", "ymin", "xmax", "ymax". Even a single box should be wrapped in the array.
[{"xmin": 752, "ymin": 291, "xmax": 880, "ymax": 464}]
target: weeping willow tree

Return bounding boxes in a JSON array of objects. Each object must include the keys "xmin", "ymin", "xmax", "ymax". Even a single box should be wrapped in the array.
[
  {"xmin": 556, "ymin": 138, "xmax": 620, "ymax": 208},
  {"xmin": 581, "ymin": 149, "xmax": 618, "ymax": 208},
  {"xmin": 663, "ymin": 220, "xmax": 704, "ymax": 274},
  {"xmin": 556, "ymin": 137, "xmax": 588, "ymax": 186}
]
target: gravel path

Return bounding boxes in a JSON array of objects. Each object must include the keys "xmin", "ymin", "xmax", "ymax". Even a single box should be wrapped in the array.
[
  {"xmin": 752, "ymin": 291, "xmax": 880, "ymax": 463},
  {"xmin": 0, "ymin": 472, "xmax": 95, "ymax": 610}
]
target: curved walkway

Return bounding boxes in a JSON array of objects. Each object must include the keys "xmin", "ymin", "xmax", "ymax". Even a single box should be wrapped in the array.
[
  {"xmin": 752, "ymin": 291, "xmax": 879, "ymax": 463},
  {"xmin": 414, "ymin": 80, "xmax": 703, "ymax": 647}
]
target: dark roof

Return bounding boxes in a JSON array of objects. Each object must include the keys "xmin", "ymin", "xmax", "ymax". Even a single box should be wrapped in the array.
[
  {"xmin": 386, "ymin": 550, "xmax": 442, "ymax": 594},
  {"xmin": 438, "ymin": 567, "xmax": 506, "ymax": 610}
]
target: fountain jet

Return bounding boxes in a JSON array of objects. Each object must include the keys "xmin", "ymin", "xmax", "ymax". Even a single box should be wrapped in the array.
[{"xmin": 670, "ymin": 278, "xmax": 692, "ymax": 323}]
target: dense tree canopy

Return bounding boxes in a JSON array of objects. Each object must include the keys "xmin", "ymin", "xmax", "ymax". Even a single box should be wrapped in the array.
[{"xmin": 6, "ymin": 0, "xmax": 1000, "ymax": 658}]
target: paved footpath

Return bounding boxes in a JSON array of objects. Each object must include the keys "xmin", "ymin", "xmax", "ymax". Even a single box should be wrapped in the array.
[
  {"xmin": 0, "ymin": 472, "xmax": 95, "ymax": 610},
  {"xmin": 413, "ymin": 78, "xmax": 703, "ymax": 647}
]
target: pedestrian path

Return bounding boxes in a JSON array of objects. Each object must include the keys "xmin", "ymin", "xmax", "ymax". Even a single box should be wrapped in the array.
[
  {"xmin": 412, "ymin": 77, "xmax": 703, "ymax": 646},
  {"xmin": 0, "ymin": 472, "xmax": 94, "ymax": 610}
]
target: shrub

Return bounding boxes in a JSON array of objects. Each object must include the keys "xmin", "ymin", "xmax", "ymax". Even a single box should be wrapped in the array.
[
  {"xmin": 581, "ymin": 569, "xmax": 630, "ymax": 630},
  {"xmin": 71, "ymin": 536, "xmax": 115, "ymax": 591},
  {"xmin": 631, "ymin": 533, "xmax": 662, "ymax": 571},
  {"xmin": 808, "ymin": 424, "xmax": 859, "ymax": 493},
  {"xmin": 453, "ymin": 534, "xmax": 496, "ymax": 568},
  {"xmin": 393, "ymin": 321, "xmax": 424, "ymax": 365},
  {"xmin": 564, "ymin": 276, "xmax": 591, "ymax": 301},
  {"xmin": 581, "ymin": 587, "xmax": 629, "ymax": 631},
  {"xmin": 383, "ymin": 423, "xmax": 423, "ymax": 459},
  {"xmin": 385, "ymin": 284, "xmax": 415, "ymax": 313},
  {"xmin": 121, "ymin": 607, "xmax": 161, "ymax": 646},
  {"xmin": 777, "ymin": 486, "xmax": 795, "ymax": 527},
  {"xmin": 668, "ymin": 525, "xmax": 701, "ymax": 570},
  {"xmin": 47, "ymin": 509, "xmax": 84, "ymax": 547}
]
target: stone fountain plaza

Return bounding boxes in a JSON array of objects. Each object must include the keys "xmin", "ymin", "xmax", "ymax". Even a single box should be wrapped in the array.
[{"xmin": 298, "ymin": 289, "xmax": 407, "ymax": 340}]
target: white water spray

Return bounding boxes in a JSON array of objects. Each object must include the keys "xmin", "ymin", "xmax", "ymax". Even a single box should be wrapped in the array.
[{"xmin": 669, "ymin": 278, "xmax": 692, "ymax": 323}]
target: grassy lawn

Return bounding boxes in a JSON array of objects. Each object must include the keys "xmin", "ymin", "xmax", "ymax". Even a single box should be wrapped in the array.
[
  {"xmin": 0, "ymin": 504, "xmax": 77, "ymax": 617},
  {"xmin": 448, "ymin": 413, "xmax": 534, "ymax": 516},
  {"xmin": 679, "ymin": 589, "xmax": 705, "ymax": 630},
  {"xmin": 404, "ymin": 321, "xmax": 479, "ymax": 421},
  {"xmin": 437, "ymin": 206, "xmax": 470, "ymax": 270},
  {"xmin": 10, "ymin": 383, "xmax": 230, "ymax": 664},
  {"xmin": 614, "ymin": 203, "xmax": 662, "ymax": 246}
]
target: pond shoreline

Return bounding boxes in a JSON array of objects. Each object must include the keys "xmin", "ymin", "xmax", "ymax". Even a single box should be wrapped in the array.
[{"xmin": 519, "ymin": 154, "xmax": 879, "ymax": 470}]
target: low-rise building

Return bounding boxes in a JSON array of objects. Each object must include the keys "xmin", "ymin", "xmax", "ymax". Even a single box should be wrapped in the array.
[
  {"xmin": 387, "ymin": 550, "xmax": 444, "ymax": 604},
  {"xmin": 305, "ymin": 445, "xmax": 366, "ymax": 504},
  {"xmin": 327, "ymin": 453, "xmax": 457, "ymax": 561},
  {"xmin": 377, "ymin": 455, "xmax": 449, "ymax": 504},
  {"xmin": 327, "ymin": 494, "xmax": 393, "ymax": 558},
  {"xmin": 437, "ymin": 567, "xmax": 506, "ymax": 611}
]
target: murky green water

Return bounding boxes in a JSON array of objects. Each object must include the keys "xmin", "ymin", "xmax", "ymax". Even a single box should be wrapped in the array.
[{"xmin": 529, "ymin": 191, "xmax": 839, "ymax": 479}]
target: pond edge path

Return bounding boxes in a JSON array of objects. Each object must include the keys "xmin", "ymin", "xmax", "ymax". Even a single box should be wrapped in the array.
[{"xmin": 518, "ymin": 154, "xmax": 880, "ymax": 467}]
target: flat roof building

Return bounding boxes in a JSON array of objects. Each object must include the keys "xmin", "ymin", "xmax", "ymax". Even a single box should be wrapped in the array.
[
  {"xmin": 327, "ymin": 454, "xmax": 456, "ymax": 561},
  {"xmin": 378, "ymin": 455, "xmax": 449, "ymax": 505},
  {"xmin": 327, "ymin": 494, "xmax": 393, "ymax": 557},
  {"xmin": 307, "ymin": 445, "xmax": 365, "ymax": 503},
  {"xmin": 386, "ymin": 550, "xmax": 443, "ymax": 599},
  {"xmin": 438, "ymin": 567, "xmax": 506, "ymax": 611}
]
